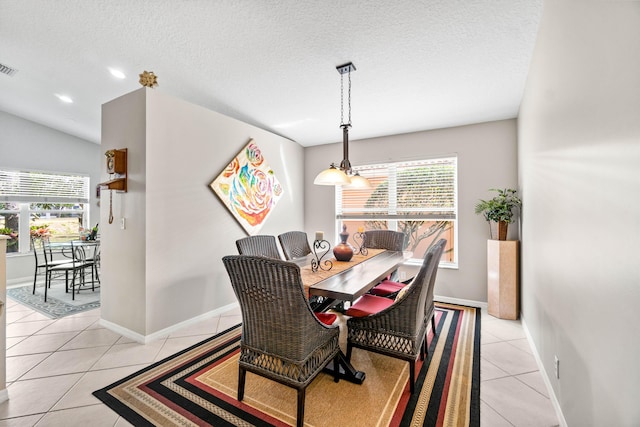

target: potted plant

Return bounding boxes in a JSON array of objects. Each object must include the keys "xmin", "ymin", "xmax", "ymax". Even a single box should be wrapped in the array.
[
  {"xmin": 0, "ymin": 227, "xmax": 19, "ymax": 253},
  {"xmin": 475, "ymin": 188, "xmax": 521, "ymax": 240}
]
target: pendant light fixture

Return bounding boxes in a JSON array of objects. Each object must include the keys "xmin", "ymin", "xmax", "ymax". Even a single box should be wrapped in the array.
[{"xmin": 314, "ymin": 62, "xmax": 371, "ymax": 188}]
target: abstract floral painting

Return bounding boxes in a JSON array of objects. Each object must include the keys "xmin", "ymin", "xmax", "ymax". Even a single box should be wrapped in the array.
[{"xmin": 210, "ymin": 139, "xmax": 283, "ymax": 235}]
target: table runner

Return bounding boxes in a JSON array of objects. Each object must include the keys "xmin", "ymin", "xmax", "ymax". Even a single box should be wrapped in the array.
[{"xmin": 299, "ymin": 248, "xmax": 386, "ymax": 294}]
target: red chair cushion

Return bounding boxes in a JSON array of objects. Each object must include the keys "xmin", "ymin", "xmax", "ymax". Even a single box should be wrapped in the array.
[
  {"xmin": 369, "ymin": 280, "xmax": 406, "ymax": 296},
  {"xmin": 315, "ymin": 312, "xmax": 337, "ymax": 325},
  {"xmin": 345, "ymin": 294, "xmax": 394, "ymax": 317}
]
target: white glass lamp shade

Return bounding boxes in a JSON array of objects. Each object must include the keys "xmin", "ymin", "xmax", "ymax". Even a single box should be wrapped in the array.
[
  {"xmin": 313, "ymin": 165, "xmax": 352, "ymax": 185},
  {"xmin": 345, "ymin": 172, "xmax": 371, "ymax": 189}
]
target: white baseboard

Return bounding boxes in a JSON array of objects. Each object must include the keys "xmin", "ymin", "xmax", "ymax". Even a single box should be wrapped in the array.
[
  {"xmin": 521, "ymin": 315, "xmax": 568, "ymax": 427},
  {"xmin": 99, "ymin": 302, "xmax": 240, "ymax": 344},
  {"xmin": 99, "ymin": 318, "xmax": 147, "ymax": 343},
  {"xmin": 0, "ymin": 388, "xmax": 8, "ymax": 404},
  {"xmin": 7, "ymin": 276, "xmax": 32, "ymax": 286},
  {"xmin": 435, "ymin": 295, "xmax": 487, "ymax": 310}
]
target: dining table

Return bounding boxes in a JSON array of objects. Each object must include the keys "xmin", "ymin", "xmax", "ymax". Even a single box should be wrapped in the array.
[
  {"xmin": 290, "ymin": 248, "xmax": 410, "ymax": 384},
  {"xmin": 296, "ymin": 248, "xmax": 409, "ymax": 302}
]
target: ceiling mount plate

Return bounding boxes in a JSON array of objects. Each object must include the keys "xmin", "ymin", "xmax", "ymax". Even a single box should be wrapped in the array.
[
  {"xmin": 0, "ymin": 63, "xmax": 18, "ymax": 77},
  {"xmin": 336, "ymin": 62, "xmax": 356, "ymax": 75}
]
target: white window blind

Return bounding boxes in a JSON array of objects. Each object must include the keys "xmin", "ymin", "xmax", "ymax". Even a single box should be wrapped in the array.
[
  {"xmin": 0, "ymin": 170, "xmax": 90, "ymax": 203},
  {"xmin": 337, "ymin": 157, "xmax": 457, "ymax": 221}
]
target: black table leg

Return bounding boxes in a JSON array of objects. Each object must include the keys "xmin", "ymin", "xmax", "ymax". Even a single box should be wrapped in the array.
[{"xmin": 324, "ymin": 351, "xmax": 366, "ymax": 384}]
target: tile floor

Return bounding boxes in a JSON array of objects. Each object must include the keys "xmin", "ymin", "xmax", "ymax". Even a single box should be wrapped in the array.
[
  {"xmin": 480, "ymin": 310, "xmax": 560, "ymax": 427},
  {"xmin": 1, "ymin": 293, "xmax": 560, "ymax": 426}
]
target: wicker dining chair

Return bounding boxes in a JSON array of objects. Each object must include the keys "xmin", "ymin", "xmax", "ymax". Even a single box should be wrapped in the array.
[
  {"xmin": 222, "ymin": 255, "xmax": 341, "ymax": 427},
  {"xmin": 363, "ymin": 229, "xmax": 406, "ymax": 251},
  {"xmin": 278, "ymin": 231, "xmax": 312, "ymax": 260},
  {"xmin": 364, "ymin": 229, "xmax": 406, "ymax": 286},
  {"xmin": 346, "ymin": 238, "xmax": 446, "ymax": 393},
  {"xmin": 235, "ymin": 235, "xmax": 281, "ymax": 259}
]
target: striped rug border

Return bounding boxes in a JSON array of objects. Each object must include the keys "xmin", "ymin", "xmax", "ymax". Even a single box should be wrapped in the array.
[{"xmin": 93, "ymin": 302, "xmax": 480, "ymax": 426}]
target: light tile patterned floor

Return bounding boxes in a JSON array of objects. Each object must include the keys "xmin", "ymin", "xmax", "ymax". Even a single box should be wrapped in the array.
[
  {"xmin": 1, "ymin": 292, "xmax": 559, "ymax": 426},
  {"xmin": 480, "ymin": 310, "xmax": 560, "ymax": 427}
]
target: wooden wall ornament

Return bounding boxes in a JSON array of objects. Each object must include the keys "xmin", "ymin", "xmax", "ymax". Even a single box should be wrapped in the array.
[{"xmin": 139, "ymin": 70, "xmax": 158, "ymax": 88}]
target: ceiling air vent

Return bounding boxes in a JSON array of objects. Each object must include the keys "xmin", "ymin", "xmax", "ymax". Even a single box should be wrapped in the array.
[{"xmin": 0, "ymin": 63, "xmax": 18, "ymax": 77}]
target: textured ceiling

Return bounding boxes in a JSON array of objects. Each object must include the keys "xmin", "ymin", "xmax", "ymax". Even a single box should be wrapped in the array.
[{"xmin": 0, "ymin": 0, "xmax": 542, "ymax": 147}]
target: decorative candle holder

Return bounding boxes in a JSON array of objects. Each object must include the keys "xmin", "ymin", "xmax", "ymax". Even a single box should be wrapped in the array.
[
  {"xmin": 311, "ymin": 239, "xmax": 332, "ymax": 272},
  {"xmin": 353, "ymin": 231, "xmax": 368, "ymax": 256}
]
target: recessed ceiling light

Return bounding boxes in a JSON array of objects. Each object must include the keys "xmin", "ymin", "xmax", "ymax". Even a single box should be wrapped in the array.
[
  {"xmin": 109, "ymin": 68, "xmax": 126, "ymax": 79},
  {"xmin": 56, "ymin": 94, "xmax": 73, "ymax": 103}
]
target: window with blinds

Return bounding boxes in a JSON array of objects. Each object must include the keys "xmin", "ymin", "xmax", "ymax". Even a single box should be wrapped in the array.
[
  {"xmin": 0, "ymin": 169, "xmax": 89, "ymax": 203},
  {"xmin": 337, "ymin": 157, "xmax": 457, "ymax": 265},
  {"xmin": 0, "ymin": 169, "xmax": 91, "ymax": 253}
]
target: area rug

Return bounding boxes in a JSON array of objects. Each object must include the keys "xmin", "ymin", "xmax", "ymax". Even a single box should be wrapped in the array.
[
  {"xmin": 7, "ymin": 282, "xmax": 100, "ymax": 319},
  {"xmin": 94, "ymin": 302, "xmax": 480, "ymax": 426}
]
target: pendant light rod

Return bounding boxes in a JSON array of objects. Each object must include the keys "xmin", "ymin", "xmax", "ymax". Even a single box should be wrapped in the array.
[
  {"xmin": 340, "ymin": 124, "xmax": 352, "ymax": 173},
  {"xmin": 314, "ymin": 61, "xmax": 370, "ymax": 188},
  {"xmin": 337, "ymin": 62, "xmax": 355, "ymax": 174}
]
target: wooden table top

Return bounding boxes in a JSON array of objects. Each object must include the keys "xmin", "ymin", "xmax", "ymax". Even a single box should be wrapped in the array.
[{"xmin": 294, "ymin": 249, "xmax": 408, "ymax": 302}]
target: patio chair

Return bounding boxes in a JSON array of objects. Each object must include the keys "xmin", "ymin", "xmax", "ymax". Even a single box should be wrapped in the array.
[
  {"xmin": 31, "ymin": 235, "xmax": 70, "ymax": 295},
  {"xmin": 45, "ymin": 241, "xmax": 93, "ymax": 302},
  {"xmin": 222, "ymin": 255, "xmax": 341, "ymax": 427}
]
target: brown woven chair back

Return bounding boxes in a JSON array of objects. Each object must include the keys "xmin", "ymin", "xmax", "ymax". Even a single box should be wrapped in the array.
[
  {"xmin": 424, "ymin": 240, "xmax": 446, "ymax": 333},
  {"xmin": 278, "ymin": 231, "xmax": 312, "ymax": 260},
  {"xmin": 235, "ymin": 235, "xmax": 281, "ymax": 259},
  {"xmin": 222, "ymin": 255, "xmax": 340, "ymax": 427},
  {"xmin": 346, "ymin": 238, "xmax": 447, "ymax": 393},
  {"xmin": 363, "ymin": 229, "xmax": 406, "ymax": 251}
]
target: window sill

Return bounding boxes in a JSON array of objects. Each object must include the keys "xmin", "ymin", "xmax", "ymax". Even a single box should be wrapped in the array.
[{"xmin": 404, "ymin": 259, "xmax": 458, "ymax": 270}]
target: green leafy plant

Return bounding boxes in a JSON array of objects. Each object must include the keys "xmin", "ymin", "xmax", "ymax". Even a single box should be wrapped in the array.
[
  {"xmin": 474, "ymin": 189, "xmax": 522, "ymax": 223},
  {"xmin": 0, "ymin": 227, "xmax": 16, "ymax": 237},
  {"xmin": 0, "ymin": 227, "xmax": 19, "ymax": 252}
]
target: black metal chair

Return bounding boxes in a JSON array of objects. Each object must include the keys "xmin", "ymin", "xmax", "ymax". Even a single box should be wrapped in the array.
[
  {"xmin": 31, "ymin": 236, "xmax": 70, "ymax": 296},
  {"xmin": 222, "ymin": 255, "xmax": 341, "ymax": 427},
  {"xmin": 45, "ymin": 241, "xmax": 93, "ymax": 301},
  {"xmin": 74, "ymin": 242, "xmax": 100, "ymax": 290},
  {"xmin": 278, "ymin": 231, "xmax": 312, "ymax": 260},
  {"xmin": 235, "ymin": 235, "xmax": 281, "ymax": 259},
  {"xmin": 346, "ymin": 239, "xmax": 446, "ymax": 393}
]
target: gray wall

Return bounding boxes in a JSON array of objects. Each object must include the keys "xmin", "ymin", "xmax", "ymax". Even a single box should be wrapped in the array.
[
  {"xmin": 0, "ymin": 111, "xmax": 101, "ymax": 283},
  {"xmin": 304, "ymin": 119, "xmax": 518, "ymax": 303},
  {"xmin": 518, "ymin": 1, "xmax": 640, "ymax": 425},
  {"xmin": 101, "ymin": 88, "xmax": 304, "ymax": 337}
]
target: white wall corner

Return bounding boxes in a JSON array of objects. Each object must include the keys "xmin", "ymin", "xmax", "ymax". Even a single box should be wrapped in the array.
[{"xmin": 521, "ymin": 315, "xmax": 568, "ymax": 427}]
